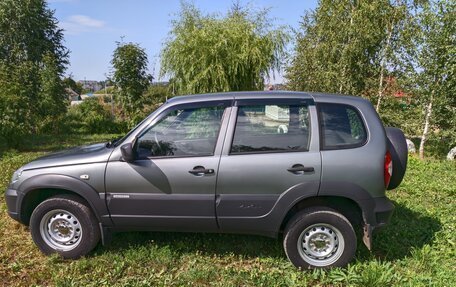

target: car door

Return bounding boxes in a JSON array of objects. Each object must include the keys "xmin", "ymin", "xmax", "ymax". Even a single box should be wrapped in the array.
[
  {"xmin": 105, "ymin": 100, "xmax": 231, "ymax": 231},
  {"xmin": 215, "ymin": 98, "xmax": 322, "ymax": 235}
]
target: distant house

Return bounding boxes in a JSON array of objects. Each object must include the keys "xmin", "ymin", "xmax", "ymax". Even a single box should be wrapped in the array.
[
  {"xmin": 70, "ymin": 100, "xmax": 83, "ymax": 106},
  {"xmin": 386, "ymin": 76, "xmax": 412, "ymax": 104},
  {"xmin": 80, "ymin": 93, "xmax": 94, "ymax": 100},
  {"xmin": 71, "ymin": 93, "xmax": 98, "ymax": 106},
  {"xmin": 264, "ymin": 83, "xmax": 286, "ymax": 91},
  {"xmin": 65, "ymin": 88, "xmax": 80, "ymax": 101},
  {"xmin": 78, "ymin": 80, "xmax": 103, "ymax": 92}
]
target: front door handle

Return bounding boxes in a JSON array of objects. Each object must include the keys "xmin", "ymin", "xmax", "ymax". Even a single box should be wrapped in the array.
[
  {"xmin": 188, "ymin": 166, "xmax": 215, "ymax": 176},
  {"xmin": 287, "ymin": 164, "xmax": 314, "ymax": 174}
]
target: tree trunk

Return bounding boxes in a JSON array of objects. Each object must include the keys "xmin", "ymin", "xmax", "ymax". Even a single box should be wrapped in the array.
[
  {"xmin": 339, "ymin": 3, "xmax": 355, "ymax": 95},
  {"xmin": 419, "ymin": 97, "xmax": 433, "ymax": 159},
  {"xmin": 375, "ymin": 64, "xmax": 386, "ymax": 112},
  {"xmin": 376, "ymin": 19, "xmax": 394, "ymax": 112}
]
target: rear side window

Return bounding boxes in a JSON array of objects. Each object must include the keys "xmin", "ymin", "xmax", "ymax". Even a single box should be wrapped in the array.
[
  {"xmin": 318, "ymin": 103, "xmax": 367, "ymax": 150},
  {"xmin": 231, "ymin": 103, "xmax": 310, "ymax": 154}
]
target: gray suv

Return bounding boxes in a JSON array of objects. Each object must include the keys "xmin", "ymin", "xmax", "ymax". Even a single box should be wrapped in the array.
[{"xmin": 5, "ymin": 92, "xmax": 407, "ymax": 269}]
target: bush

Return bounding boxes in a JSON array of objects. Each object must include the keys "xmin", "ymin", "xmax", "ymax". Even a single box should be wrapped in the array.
[{"xmin": 40, "ymin": 97, "xmax": 128, "ymax": 135}]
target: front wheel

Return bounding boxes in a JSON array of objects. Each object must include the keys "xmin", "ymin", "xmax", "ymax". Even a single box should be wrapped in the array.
[
  {"xmin": 30, "ymin": 195, "xmax": 100, "ymax": 259},
  {"xmin": 283, "ymin": 207, "xmax": 356, "ymax": 269}
]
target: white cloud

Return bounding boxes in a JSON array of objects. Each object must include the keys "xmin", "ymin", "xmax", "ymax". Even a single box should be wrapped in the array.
[
  {"xmin": 68, "ymin": 15, "xmax": 105, "ymax": 28},
  {"xmin": 61, "ymin": 15, "xmax": 106, "ymax": 35}
]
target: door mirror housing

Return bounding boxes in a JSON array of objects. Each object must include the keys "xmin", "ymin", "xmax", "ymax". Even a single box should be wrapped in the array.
[{"xmin": 120, "ymin": 143, "xmax": 135, "ymax": 162}]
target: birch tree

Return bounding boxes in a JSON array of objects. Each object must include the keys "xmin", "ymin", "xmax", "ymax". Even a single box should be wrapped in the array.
[
  {"xmin": 286, "ymin": 0, "xmax": 419, "ymax": 103},
  {"xmin": 287, "ymin": 0, "xmax": 390, "ymax": 95},
  {"xmin": 375, "ymin": 0, "xmax": 419, "ymax": 112},
  {"xmin": 401, "ymin": 0, "xmax": 456, "ymax": 159},
  {"xmin": 403, "ymin": 0, "xmax": 455, "ymax": 159}
]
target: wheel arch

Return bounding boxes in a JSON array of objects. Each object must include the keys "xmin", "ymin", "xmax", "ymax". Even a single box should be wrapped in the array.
[
  {"xmin": 16, "ymin": 174, "xmax": 110, "ymax": 226},
  {"xmin": 279, "ymin": 196, "xmax": 363, "ymax": 233}
]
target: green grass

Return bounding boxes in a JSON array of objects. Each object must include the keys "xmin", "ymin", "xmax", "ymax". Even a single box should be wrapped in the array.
[{"xmin": 0, "ymin": 135, "xmax": 455, "ymax": 286}]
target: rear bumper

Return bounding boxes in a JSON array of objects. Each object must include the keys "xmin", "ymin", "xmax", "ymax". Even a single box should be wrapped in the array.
[
  {"xmin": 357, "ymin": 195, "xmax": 394, "ymax": 229},
  {"xmin": 5, "ymin": 188, "xmax": 21, "ymax": 222},
  {"xmin": 372, "ymin": 196, "xmax": 395, "ymax": 229},
  {"xmin": 361, "ymin": 196, "xmax": 394, "ymax": 250}
]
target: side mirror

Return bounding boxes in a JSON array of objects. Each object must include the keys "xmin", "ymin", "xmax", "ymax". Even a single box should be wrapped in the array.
[{"xmin": 120, "ymin": 143, "xmax": 135, "ymax": 163}]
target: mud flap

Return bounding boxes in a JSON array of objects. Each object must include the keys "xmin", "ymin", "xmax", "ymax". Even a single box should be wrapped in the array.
[
  {"xmin": 362, "ymin": 224, "xmax": 373, "ymax": 251},
  {"xmin": 99, "ymin": 223, "xmax": 112, "ymax": 246}
]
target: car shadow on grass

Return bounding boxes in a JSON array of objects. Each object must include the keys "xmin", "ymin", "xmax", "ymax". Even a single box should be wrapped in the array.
[
  {"xmin": 356, "ymin": 200, "xmax": 442, "ymax": 262},
  {"xmin": 94, "ymin": 200, "xmax": 441, "ymax": 263}
]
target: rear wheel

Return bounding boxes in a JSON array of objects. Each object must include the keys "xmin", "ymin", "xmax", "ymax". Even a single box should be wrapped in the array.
[
  {"xmin": 283, "ymin": 207, "xmax": 356, "ymax": 269},
  {"xmin": 30, "ymin": 195, "xmax": 100, "ymax": 259}
]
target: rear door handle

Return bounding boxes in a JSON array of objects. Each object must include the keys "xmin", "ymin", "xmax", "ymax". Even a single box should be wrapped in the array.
[
  {"xmin": 287, "ymin": 164, "xmax": 314, "ymax": 174},
  {"xmin": 188, "ymin": 166, "xmax": 215, "ymax": 176}
]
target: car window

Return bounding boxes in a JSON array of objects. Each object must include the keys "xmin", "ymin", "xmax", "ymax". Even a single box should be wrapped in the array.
[
  {"xmin": 318, "ymin": 103, "xmax": 367, "ymax": 150},
  {"xmin": 231, "ymin": 103, "xmax": 310, "ymax": 154},
  {"xmin": 136, "ymin": 106, "xmax": 225, "ymax": 157}
]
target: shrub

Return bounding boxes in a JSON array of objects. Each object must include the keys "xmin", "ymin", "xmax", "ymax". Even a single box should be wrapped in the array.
[{"xmin": 39, "ymin": 97, "xmax": 128, "ymax": 135}]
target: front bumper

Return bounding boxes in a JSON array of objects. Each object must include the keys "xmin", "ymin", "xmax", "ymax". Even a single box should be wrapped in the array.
[{"xmin": 5, "ymin": 188, "xmax": 20, "ymax": 222}]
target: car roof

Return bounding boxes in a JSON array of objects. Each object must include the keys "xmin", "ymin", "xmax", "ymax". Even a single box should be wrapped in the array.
[{"xmin": 166, "ymin": 91, "xmax": 368, "ymax": 105}]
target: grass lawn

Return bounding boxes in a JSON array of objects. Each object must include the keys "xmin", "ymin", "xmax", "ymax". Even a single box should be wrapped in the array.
[{"xmin": 0, "ymin": 134, "xmax": 455, "ymax": 286}]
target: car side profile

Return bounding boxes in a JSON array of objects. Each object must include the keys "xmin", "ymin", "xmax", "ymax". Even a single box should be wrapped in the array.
[{"xmin": 5, "ymin": 91, "xmax": 407, "ymax": 269}]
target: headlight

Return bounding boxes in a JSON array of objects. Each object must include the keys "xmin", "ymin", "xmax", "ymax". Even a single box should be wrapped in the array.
[{"xmin": 11, "ymin": 169, "xmax": 23, "ymax": 184}]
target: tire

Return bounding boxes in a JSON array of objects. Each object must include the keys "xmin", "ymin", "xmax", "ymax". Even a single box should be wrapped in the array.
[
  {"xmin": 283, "ymin": 207, "xmax": 356, "ymax": 269},
  {"xmin": 30, "ymin": 194, "xmax": 100, "ymax": 259},
  {"xmin": 385, "ymin": 127, "xmax": 408, "ymax": 190}
]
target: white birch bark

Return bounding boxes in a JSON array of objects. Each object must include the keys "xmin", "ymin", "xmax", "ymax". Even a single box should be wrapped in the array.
[
  {"xmin": 376, "ymin": 0, "xmax": 400, "ymax": 112},
  {"xmin": 375, "ymin": 27, "xmax": 393, "ymax": 112},
  {"xmin": 419, "ymin": 97, "xmax": 433, "ymax": 159}
]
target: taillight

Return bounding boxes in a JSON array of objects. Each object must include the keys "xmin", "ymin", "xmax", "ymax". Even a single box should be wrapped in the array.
[{"xmin": 384, "ymin": 151, "xmax": 393, "ymax": 188}]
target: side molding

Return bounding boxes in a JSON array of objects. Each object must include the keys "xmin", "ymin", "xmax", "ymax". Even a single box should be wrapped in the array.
[{"xmin": 217, "ymin": 181, "xmax": 320, "ymax": 237}]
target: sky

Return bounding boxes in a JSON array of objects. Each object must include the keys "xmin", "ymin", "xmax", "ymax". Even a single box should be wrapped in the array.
[{"xmin": 48, "ymin": 0, "xmax": 318, "ymax": 84}]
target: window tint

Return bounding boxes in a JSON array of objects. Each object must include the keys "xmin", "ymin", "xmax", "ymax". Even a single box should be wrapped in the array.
[
  {"xmin": 318, "ymin": 103, "xmax": 367, "ymax": 150},
  {"xmin": 231, "ymin": 104, "xmax": 310, "ymax": 154},
  {"xmin": 136, "ymin": 106, "xmax": 225, "ymax": 157}
]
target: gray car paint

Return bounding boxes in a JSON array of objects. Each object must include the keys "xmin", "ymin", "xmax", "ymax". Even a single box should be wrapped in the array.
[
  {"xmin": 105, "ymin": 103, "xmax": 233, "ymax": 231},
  {"xmin": 315, "ymin": 94, "xmax": 387, "ymax": 198},
  {"xmin": 21, "ymin": 143, "xmax": 113, "ymax": 171},
  {"xmin": 6, "ymin": 91, "xmax": 394, "ymax": 242},
  {"xmin": 215, "ymin": 99, "xmax": 322, "ymax": 235}
]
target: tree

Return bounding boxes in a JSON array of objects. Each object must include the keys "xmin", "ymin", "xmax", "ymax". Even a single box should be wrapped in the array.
[
  {"xmin": 401, "ymin": 0, "xmax": 455, "ymax": 159},
  {"xmin": 0, "ymin": 0, "xmax": 68, "ymax": 144},
  {"xmin": 160, "ymin": 2, "xmax": 289, "ymax": 94},
  {"xmin": 0, "ymin": 61, "xmax": 37, "ymax": 146},
  {"xmin": 373, "ymin": 0, "xmax": 420, "ymax": 112},
  {"xmin": 63, "ymin": 77, "xmax": 83, "ymax": 95},
  {"xmin": 37, "ymin": 53, "xmax": 68, "ymax": 118},
  {"xmin": 287, "ymin": 1, "xmax": 381, "ymax": 95},
  {"xmin": 285, "ymin": 0, "xmax": 454, "ymax": 158},
  {"xmin": 142, "ymin": 83, "xmax": 172, "ymax": 114},
  {"xmin": 286, "ymin": 0, "xmax": 418, "ymax": 101},
  {"xmin": 111, "ymin": 41, "xmax": 152, "ymax": 124}
]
